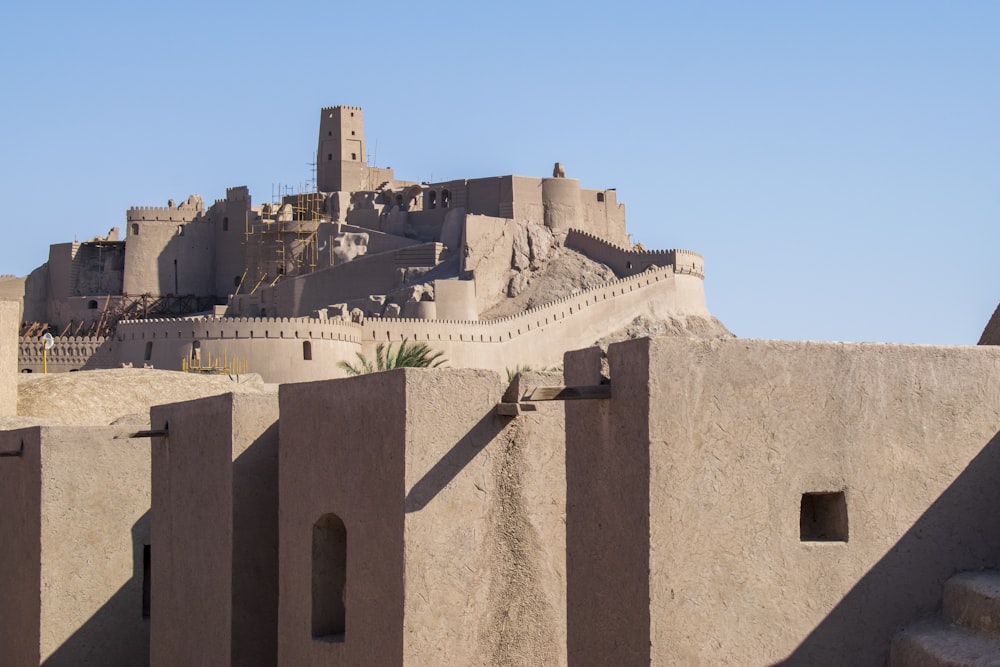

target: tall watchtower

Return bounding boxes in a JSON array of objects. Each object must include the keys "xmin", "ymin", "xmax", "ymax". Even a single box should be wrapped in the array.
[{"xmin": 317, "ymin": 106, "xmax": 367, "ymax": 193}]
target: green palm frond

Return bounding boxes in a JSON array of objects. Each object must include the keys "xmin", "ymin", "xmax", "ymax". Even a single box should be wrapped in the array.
[{"xmin": 338, "ymin": 340, "xmax": 446, "ymax": 376}]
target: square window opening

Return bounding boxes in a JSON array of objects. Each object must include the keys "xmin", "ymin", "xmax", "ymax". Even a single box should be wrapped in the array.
[{"xmin": 800, "ymin": 491, "xmax": 848, "ymax": 542}]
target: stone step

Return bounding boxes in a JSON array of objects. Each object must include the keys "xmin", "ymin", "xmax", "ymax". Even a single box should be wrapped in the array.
[
  {"xmin": 945, "ymin": 572, "xmax": 1000, "ymax": 636},
  {"xmin": 891, "ymin": 619, "xmax": 1000, "ymax": 667}
]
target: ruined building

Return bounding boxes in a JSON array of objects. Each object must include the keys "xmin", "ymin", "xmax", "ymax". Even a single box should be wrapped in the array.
[
  {"xmin": 0, "ymin": 107, "xmax": 998, "ymax": 666},
  {"xmin": 7, "ymin": 106, "xmax": 725, "ymax": 381}
]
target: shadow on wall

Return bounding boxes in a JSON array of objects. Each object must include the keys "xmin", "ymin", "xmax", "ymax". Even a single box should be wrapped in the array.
[
  {"xmin": 231, "ymin": 419, "xmax": 279, "ymax": 667},
  {"xmin": 775, "ymin": 430, "xmax": 1000, "ymax": 667},
  {"xmin": 42, "ymin": 511, "xmax": 151, "ymax": 667},
  {"xmin": 404, "ymin": 408, "xmax": 508, "ymax": 513}
]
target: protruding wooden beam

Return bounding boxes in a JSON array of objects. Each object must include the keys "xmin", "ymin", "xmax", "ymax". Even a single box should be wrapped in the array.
[{"xmin": 525, "ymin": 385, "xmax": 611, "ymax": 401}]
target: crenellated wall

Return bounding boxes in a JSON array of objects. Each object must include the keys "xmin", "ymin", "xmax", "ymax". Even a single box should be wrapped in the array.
[
  {"xmin": 564, "ymin": 228, "xmax": 705, "ymax": 278},
  {"xmin": 67, "ymin": 260, "xmax": 709, "ymax": 382},
  {"xmin": 114, "ymin": 317, "xmax": 362, "ymax": 382},
  {"xmin": 19, "ymin": 336, "xmax": 111, "ymax": 373}
]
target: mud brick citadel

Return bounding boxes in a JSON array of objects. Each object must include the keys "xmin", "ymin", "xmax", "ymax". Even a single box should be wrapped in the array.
[{"xmin": 0, "ymin": 106, "xmax": 999, "ymax": 666}]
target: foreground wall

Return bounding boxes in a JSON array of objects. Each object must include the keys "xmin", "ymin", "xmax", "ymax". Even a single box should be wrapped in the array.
[
  {"xmin": 277, "ymin": 368, "xmax": 566, "ymax": 666},
  {"xmin": 150, "ymin": 393, "xmax": 280, "ymax": 667},
  {"xmin": 0, "ymin": 425, "xmax": 151, "ymax": 666},
  {"xmin": 565, "ymin": 337, "xmax": 1000, "ymax": 666}
]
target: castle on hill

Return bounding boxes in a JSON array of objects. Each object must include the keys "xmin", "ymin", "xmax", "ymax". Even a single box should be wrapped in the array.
[{"xmin": 5, "ymin": 106, "xmax": 724, "ymax": 381}]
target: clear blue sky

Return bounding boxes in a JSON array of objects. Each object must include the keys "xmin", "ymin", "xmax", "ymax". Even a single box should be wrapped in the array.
[{"xmin": 2, "ymin": 1, "xmax": 997, "ymax": 344}]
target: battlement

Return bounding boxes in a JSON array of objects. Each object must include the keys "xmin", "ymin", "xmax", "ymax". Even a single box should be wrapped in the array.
[
  {"xmin": 321, "ymin": 105, "xmax": 362, "ymax": 113},
  {"xmin": 115, "ymin": 316, "xmax": 363, "ymax": 345},
  {"xmin": 364, "ymin": 265, "xmax": 679, "ymax": 343},
  {"xmin": 18, "ymin": 336, "xmax": 111, "ymax": 371},
  {"xmin": 565, "ymin": 228, "xmax": 705, "ymax": 279}
]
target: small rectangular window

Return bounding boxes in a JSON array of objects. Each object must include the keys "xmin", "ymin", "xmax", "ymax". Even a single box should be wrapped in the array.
[{"xmin": 800, "ymin": 491, "xmax": 848, "ymax": 542}]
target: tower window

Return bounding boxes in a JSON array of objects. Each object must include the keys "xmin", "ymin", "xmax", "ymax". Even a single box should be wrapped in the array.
[
  {"xmin": 597, "ymin": 192, "xmax": 605, "ymax": 202},
  {"xmin": 131, "ymin": 223, "xmax": 139, "ymax": 236},
  {"xmin": 328, "ymin": 154, "xmax": 333, "ymax": 161},
  {"xmin": 144, "ymin": 341, "xmax": 153, "ymax": 361},
  {"xmin": 351, "ymin": 153, "xmax": 357, "ymax": 160},
  {"xmin": 328, "ymin": 131, "xmax": 332, "ymax": 136},
  {"xmin": 441, "ymin": 189, "xmax": 451, "ymax": 208},
  {"xmin": 351, "ymin": 130, "xmax": 355, "ymax": 135},
  {"xmin": 87, "ymin": 300, "xmax": 98, "ymax": 309},
  {"xmin": 303, "ymin": 340, "xmax": 312, "ymax": 361},
  {"xmin": 223, "ymin": 217, "xmax": 229, "ymax": 231},
  {"xmin": 427, "ymin": 191, "xmax": 437, "ymax": 209}
]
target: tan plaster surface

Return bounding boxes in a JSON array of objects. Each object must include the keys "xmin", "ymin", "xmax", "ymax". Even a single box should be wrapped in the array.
[{"xmin": 566, "ymin": 337, "xmax": 1000, "ymax": 666}]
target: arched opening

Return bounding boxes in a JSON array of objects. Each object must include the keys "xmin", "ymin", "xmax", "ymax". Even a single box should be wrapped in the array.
[
  {"xmin": 427, "ymin": 190, "xmax": 437, "ymax": 209},
  {"xmin": 144, "ymin": 341, "xmax": 153, "ymax": 361},
  {"xmin": 191, "ymin": 340, "xmax": 201, "ymax": 361},
  {"xmin": 303, "ymin": 340, "xmax": 312, "ymax": 361},
  {"xmin": 312, "ymin": 513, "xmax": 347, "ymax": 641},
  {"xmin": 87, "ymin": 300, "xmax": 98, "ymax": 309},
  {"xmin": 20, "ymin": 368, "xmax": 32, "ymax": 373},
  {"xmin": 441, "ymin": 189, "xmax": 451, "ymax": 208}
]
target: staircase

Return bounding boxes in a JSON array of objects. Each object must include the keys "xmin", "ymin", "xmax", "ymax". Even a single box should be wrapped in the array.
[{"xmin": 891, "ymin": 571, "xmax": 1000, "ymax": 666}]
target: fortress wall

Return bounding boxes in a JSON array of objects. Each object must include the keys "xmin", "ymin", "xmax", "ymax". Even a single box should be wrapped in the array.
[
  {"xmin": 72, "ymin": 242, "xmax": 125, "ymax": 296},
  {"xmin": 126, "ymin": 206, "xmax": 203, "ymax": 224},
  {"xmin": 433, "ymin": 279, "xmax": 478, "ymax": 321},
  {"xmin": 566, "ymin": 337, "xmax": 1000, "ymax": 665},
  {"xmin": 541, "ymin": 177, "xmax": 581, "ymax": 234},
  {"xmin": 47, "ymin": 242, "xmax": 79, "ymax": 301},
  {"xmin": 465, "ymin": 176, "xmax": 508, "ymax": 218},
  {"xmin": 510, "ymin": 175, "xmax": 545, "ymax": 224},
  {"xmin": 580, "ymin": 188, "xmax": 628, "ymax": 246},
  {"xmin": 110, "ymin": 266, "xmax": 704, "ymax": 381},
  {"xmin": 150, "ymin": 393, "xmax": 279, "ymax": 667},
  {"xmin": 273, "ymin": 250, "xmax": 402, "ymax": 317},
  {"xmin": 0, "ymin": 425, "xmax": 151, "ymax": 666},
  {"xmin": 114, "ymin": 317, "xmax": 362, "ymax": 382},
  {"xmin": 362, "ymin": 266, "xmax": 706, "ymax": 372},
  {"xmin": 277, "ymin": 368, "xmax": 566, "ymax": 665},
  {"xmin": 19, "ymin": 336, "xmax": 110, "ymax": 373},
  {"xmin": 406, "ymin": 208, "xmax": 448, "ymax": 242},
  {"xmin": 214, "ymin": 187, "xmax": 251, "ymax": 298},
  {"xmin": 123, "ymin": 218, "xmax": 215, "ymax": 296},
  {"xmin": 564, "ymin": 227, "xmax": 705, "ymax": 278}
]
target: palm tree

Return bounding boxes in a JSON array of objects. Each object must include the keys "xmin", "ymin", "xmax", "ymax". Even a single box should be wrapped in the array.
[{"xmin": 337, "ymin": 339, "xmax": 446, "ymax": 376}]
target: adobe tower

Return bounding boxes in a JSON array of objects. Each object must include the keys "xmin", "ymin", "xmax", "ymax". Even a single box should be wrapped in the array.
[{"xmin": 316, "ymin": 105, "xmax": 367, "ymax": 193}]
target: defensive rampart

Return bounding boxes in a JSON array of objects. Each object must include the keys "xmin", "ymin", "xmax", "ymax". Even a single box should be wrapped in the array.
[
  {"xmin": 96, "ymin": 263, "xmax": 708, "ymax": 382},
  {"xmin": 19, "ymin": 336, "xmax": 111, "ymax": 373},
  {"xmin": 564, "ymin": 228, "xmax": 705, "ymax": 278}
]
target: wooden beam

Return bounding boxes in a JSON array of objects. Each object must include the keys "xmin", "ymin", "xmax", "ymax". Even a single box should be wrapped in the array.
[{"xmin": 525, "ymin": 385, "xmax": 611, "ymax": 401}]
